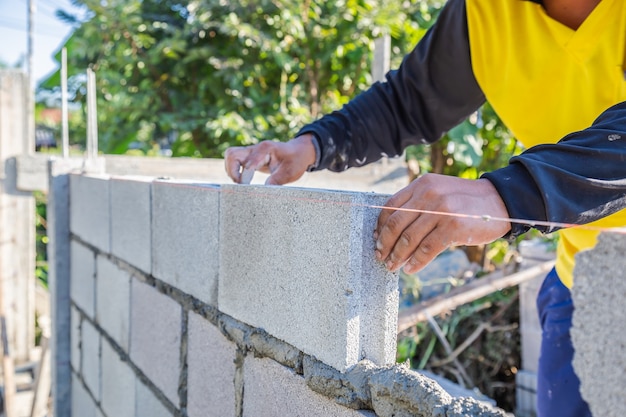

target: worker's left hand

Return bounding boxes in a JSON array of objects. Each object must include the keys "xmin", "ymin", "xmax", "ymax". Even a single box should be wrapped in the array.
[{"xmin": 374, "ymin": 174, "xmax": 511, "ymax": 274}]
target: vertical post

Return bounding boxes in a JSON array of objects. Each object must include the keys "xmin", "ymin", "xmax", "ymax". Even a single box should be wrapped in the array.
[
  {"xmin": 47, "ymin": 160, "xmax": 74, "ymax": 417},
  {"xmin": 372, "ymin": 35, "xmax": 391, "ymax": 84},
  {"xmin": 0, "ymin": 71, "xmax": 36, "ymax": 364},
  {"xmin": 86, "ymin": 68, "xmax": 98, "ymax": 160},
  {"xmin": 26, "ymin": 0, "xmax": 36, "ymax": 155},
  {"xmin": 61, "ymin": 48, "xmax": 69, "ymax": 158}
]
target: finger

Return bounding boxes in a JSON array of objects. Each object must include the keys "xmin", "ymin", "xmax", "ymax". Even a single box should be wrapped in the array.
[
  {"xmin": 375, "ymin": 185, "xmax": 413, "ymax": 240},
  {"xmin": 375, "ymin": 203, "xmax": 422, "ymax": 264},
  {"xmin": 383, "ymin": 212, "xmax": 439, "ymax": 271},
  {"xmin": 402, "ymin": 229, "xmax": 449, "ymax": 274},
  {"xmin": 224, "ymin": 147, "xmax": 247, "ymax": 183},
  {"xmin": 265, "ymin": 161, "xmax": 299, "ymax": 186}
]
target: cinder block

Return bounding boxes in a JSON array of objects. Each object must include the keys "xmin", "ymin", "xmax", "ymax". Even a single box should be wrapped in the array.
[
  {"xmin": 71, "ymin": 240, "xmax": 96, "ymax": 319},
  {"xmin": 136, "ymin": 379, "xmax": 174, "ymax": 417},
  {"xmin": 101, "ymin": 339, "xmax": 136, "ymax": 417},
  {"xmin": 72, "ymin": 373, "xmax": 98, "ymax": 417},
  {"xmin": 219, "ymin": 185, "xmax": 398, "ymax": 371},
  {"xmin": 96, "ymin": 255, "xmax": 130, "ymax": 352},
  {"xmin": 243, "ymin": 356, "xmax": 374, "ymax": 417},
  {"xmin": 572, "ymin": 233, "xmax": 626, "ymax": 417},
  {"xmin": 130, "ymin": 278, "xmax": 181, "ymax": 405},
  {"xmin": 81, "ymin": 319, "xmax": 101, "ymax": 402},
  {"xmin": 70, "ymin": 174, "xmax": 111, "ymax": 252},
  {"xmin": 71, "ymin": 306, "xmax": 81, "ymax": 372},
  {"xmin": 151, "ymin": 180, "xmax": 219, "ymax": 305},
  {"xmin": 111, "ymin": 176, "xmax": 152, "ymax": 273},
  {"xmin": 187, "ymin": 312, "xmax": 236, "ymax": 417}
]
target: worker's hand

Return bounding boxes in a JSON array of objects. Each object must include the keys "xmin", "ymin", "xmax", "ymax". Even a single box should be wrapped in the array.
[
  {"xmin": 224, "ymin": 134, "xmax": 317, "ymax": 185},
  {"xmin": 374, "ymin": 174, "xmax": 511, "ymax": 274}
]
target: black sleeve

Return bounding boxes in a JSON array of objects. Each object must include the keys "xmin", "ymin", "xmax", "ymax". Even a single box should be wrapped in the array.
[
  {"xmin": 482, "ymin": 101, "xmax": 626, "ymax": 236},
  {"xmin": 297, "ymin": 0, "xmax": 485, "ymax": 172}
]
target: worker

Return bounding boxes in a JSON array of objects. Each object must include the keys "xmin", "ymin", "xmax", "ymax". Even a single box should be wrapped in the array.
[{"xmin": 224, "ymin": 0, "xmax": 626, "ymax": 416}]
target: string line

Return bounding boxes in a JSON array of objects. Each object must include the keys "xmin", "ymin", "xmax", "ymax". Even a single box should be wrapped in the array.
[{"xmin": 137, "ymin": 179, "xmax": 626, "ymax": 235}]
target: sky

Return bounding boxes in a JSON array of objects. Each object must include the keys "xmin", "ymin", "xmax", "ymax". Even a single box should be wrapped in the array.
[{"xmin": 0, "ymin": 0, "xmax": 84, "ymax": 85}]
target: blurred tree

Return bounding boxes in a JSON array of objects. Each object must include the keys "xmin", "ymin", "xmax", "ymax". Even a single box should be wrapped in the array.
[{"xmin": 42, "ymin": 0, "xmax": 431, "ymax": 156}]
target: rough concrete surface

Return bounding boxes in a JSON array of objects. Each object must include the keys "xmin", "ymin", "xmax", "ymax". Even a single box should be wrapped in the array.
[
  {"xmin": 130, "ymin": 278, "xmax": 182, "ymax": 405},
  {"xmin": 187, "ymin": 311, "xmax": 237, "ymax": 417},
  {"xmin": 151, "ymin": 180, "xmax": 220, "ymax": 306},
  {"xmin": 80, "ymin": 319, "xmax": 101, "ymax": 402},
  {"xmin": 96, "ymin": 255, "xmax": 131, "ymax": 352},
  {"xmin": 70, "ymin": 174, "xmax": 111, "ymax": 252},
  {"xmin": 111, "ymin": 176, "xmax": 152, "ymax": 273},
  {"xmin": 70, "ymin": 306, "xmax": 81, "ymax": 372},
  {"xmin": 219, "ymin": 185, "xmax": 398, "ymax": 371},
  {"xmin": 136, "ymin": 379, "xmax": 174, "ymax": 417},
  {"xmin": 72, "ymin": 373, "xmax": 98, "ymax": 417},
  {"xmin": 101, "ymin": 338, "xmax": 136, "ymax": 417},
  {"xmin": 243, "ymin": 356, "xmax": 375, "ymax": 417},
  {"xmin": 367, "ymin": 364, "xmax": 508, "ymax": 417},
  {"xmin": 572, "ymin": 232, "xmax": 626, "ymax": 417},
  {"xmin": 70, "ymin": 240, "xmax": 96, "ymax": 319}
]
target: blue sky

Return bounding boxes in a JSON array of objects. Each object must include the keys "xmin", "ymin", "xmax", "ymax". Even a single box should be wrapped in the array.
[{"xmin": 0, "ymin": 0, "xmax": 83, "ymax": 84}]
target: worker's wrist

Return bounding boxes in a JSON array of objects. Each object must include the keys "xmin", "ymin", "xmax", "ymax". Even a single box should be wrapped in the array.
[{"xmin": 293, "ymin": 133, "xmax": 320, "ymax": 172}]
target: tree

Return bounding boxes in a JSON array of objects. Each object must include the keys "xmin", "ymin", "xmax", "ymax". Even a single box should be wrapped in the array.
[{"xmin": 43, "ymin": 0, "xmax": 426, "ymax": 156}]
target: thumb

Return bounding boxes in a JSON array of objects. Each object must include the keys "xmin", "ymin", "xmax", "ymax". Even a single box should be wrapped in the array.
[{"xmin": 265, "ymin": 163, "xmax": 294, "ymax": 186}]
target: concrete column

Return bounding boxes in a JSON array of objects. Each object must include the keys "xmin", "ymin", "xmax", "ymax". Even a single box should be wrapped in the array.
[{"xmin": 0, "ymin": 70, "xmax": 35, "ymax": 362}]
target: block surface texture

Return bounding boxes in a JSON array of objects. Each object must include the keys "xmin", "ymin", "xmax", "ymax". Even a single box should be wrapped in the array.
[
  {"xmin": 219, "ymin": 185, "xmax": 398, "ymax": 371},
  {"xmin": 152, "ymin": 180, "xmax": 219, "ymax": 305},
  {"xmin": 572, "ymin": 232, "xmax": 626, "ymax": 417},
  {"xmin": 72, "ymin": 374, "xmax": 98, "ymax": 417},
  {"xmin": 187, "ymin": 312, "xmax": 237, "ymax": 417},
  {"xmin": 70, "ymin": 240, "xmax": 96, "ymax": 319},
  {"xmin": 96, "ymin": 255, "xmax": 130, "ymax": 351},
  {"xmin": 136, "ymin": 379, "xmax": 174, "ymax": 417},
  {"xmin": 70, "ymin": 174, "xmax": 111, "ymax": 252},
  {"xmin": 101, "ymin": 339, "xmax": 136, "ymax": 417},
  {"xmin": 111, "ymin": 176, "xmax": 152, "ymax": 273},
  {"xmin": 80, "ymin": 319, "xmax": 100, "ymax": 401},
  {"xmin": 130, "ymin": 278, "xmax": 181, "ymax": 405},
  {"xmin": 243, "ymin": 356, "xmax": 374, "ymax": 417}
]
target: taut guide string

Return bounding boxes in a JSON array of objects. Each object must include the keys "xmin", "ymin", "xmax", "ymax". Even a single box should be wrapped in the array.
[{"xmin": 143, "ymin": 179, "xmax": 626, "ymax": 236}]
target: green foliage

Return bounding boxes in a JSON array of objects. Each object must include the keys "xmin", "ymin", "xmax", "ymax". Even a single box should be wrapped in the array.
[
  {"xmin": 34, "ymin": 192, "xmax": 48, "ymax": 289},
  {"xmin": 43, "ymin": 0, "xmax": 442, "ymax": 156}
]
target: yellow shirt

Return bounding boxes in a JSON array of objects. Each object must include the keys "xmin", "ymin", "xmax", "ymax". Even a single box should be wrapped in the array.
[{"xmin": 466, "ymin": 0, "xmax": 626, "ymax": 287}]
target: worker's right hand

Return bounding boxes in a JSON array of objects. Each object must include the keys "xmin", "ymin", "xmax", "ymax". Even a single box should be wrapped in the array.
[{"xmin": 224, "ymin": 134, "xmax": 317, "ymax": 185}]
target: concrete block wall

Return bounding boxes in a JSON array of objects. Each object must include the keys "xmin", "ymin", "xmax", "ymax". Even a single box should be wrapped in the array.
[{"xmin": 62, "ymin": 173, "xmax": 508, "ymax": 417}]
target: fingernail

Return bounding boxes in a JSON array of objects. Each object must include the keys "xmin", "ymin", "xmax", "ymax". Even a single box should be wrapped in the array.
[
  {"xmin": 376, "ymin": 240, "xmax": 383, "ymax": 251},
  {"xmin": 375, "ymin": 250, "xmax": 382, "ymax": 261},
  {"xmin": 386, "ymin": 260, "xmax": 394, "ymax": 270}
]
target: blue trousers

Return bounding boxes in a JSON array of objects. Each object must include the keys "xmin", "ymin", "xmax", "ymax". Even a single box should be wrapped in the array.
[{"xmin": 536, "ymin": 268, "xmax": 591, "ymax": 417}]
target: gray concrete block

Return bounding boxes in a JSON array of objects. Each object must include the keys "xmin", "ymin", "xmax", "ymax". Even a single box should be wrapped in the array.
[
  {"xmin": 70, "ymin": 174, "xmax": 111, "ymax": 252},
  {"xmin": 81, "ymin": 319, "xmax": 101, "ymax": 402},
  {"xmin": 130, "ymin": 278, "xmax": 181, "ymax": 405},
  {"xmin": 187, "ymin": 312, "xmax": 236, "ymax": 417},
  {"xmin": 151, "ymin": 180, "xmax": 219, "ymax": 306},
  {"xmin": 572, "ymin": 232, "xmax": 626, "ymax": 417},
  {"xmin": 71, "ymin": 240, "xmax": 96, "ymax": 319},
  {"xmin": 243, "ymin": 356, "xmax": 373, "ymax": 417},
  {"xmin": 96, "ymin": 255, "xmax": 131, "ymax": 352},
  {"xmin": 72, "ymin": 373, "xmax": 98, "ymax": 417},
  {"xmin": 111, "ymin": 176, "xmax": 152, "ymax": 273},
  {"xmin": 219, "ymin": 185, "xmax": 398, "ymax": 371},
  {"xmin": 101, "ymin": 339, "xmax": 136, "ymax": 417},
  {"xmin": 136, "ymin": 379, "xmax": 174, "ymax": 417},
  {"xmin": 71, "ymin": 306, "xmax": 81, "ymax": 372}
]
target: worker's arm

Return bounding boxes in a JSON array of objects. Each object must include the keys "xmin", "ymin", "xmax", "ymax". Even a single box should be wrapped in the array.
[
  {"xmin": 482, "ymin": 101, "xmax": 626, "ymax": 236},
  {"xmin": 225, "ymin": 0, "xmax": 483, "ymax": 184},
  {"xmin": 300, "ymin": 0, "xmax": 484, "ymax": 172}
]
